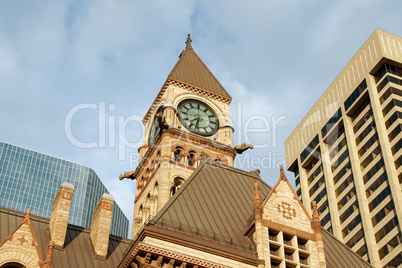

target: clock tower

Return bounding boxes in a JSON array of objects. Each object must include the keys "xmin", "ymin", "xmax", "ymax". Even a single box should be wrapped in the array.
[{"xmin": 120, "ymin": 35, "xmax": 249, "ymax": 238}]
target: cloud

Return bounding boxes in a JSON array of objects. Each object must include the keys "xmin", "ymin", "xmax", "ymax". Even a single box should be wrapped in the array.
[{"xmin": 2, "ymin": 0, "xmax": 402, "ymax": 237}]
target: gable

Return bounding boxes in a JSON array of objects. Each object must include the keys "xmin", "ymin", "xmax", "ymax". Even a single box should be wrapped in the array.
[
  {"xmin": 0, "ymin": 209, "xmax": 43, "ymax": 268},
  {"xmin": 261, "ymin": 169, "xmax": 313, "ymax": 234}
]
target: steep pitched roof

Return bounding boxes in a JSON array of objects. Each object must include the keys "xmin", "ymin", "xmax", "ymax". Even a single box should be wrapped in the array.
[
  {"xmin": 142, "ymin": 35, "xmax": 231, "ymax": 125},
  {"xmin": 0, "ymin": 207, "xmax": 132, "ymax": 267},
  {"xmin": 149, "ymin": 161, "xmax": 271, "ymax": 251},
  {"xmin": 168, "ymin": 36, "xmax": 231, "ymax": 100}
]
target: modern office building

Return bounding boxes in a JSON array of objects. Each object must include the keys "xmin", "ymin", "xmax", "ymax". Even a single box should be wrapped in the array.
[
  {"xmin": 0, "ymin": 141, "xmax": 129, "ymax": 238},
  {"xmin": 285, "ymin": 29, "xmax": 402, "ymax": 268}
]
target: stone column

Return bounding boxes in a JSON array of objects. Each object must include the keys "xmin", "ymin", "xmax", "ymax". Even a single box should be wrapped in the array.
[
  {"xmin": 253, "ymin": 182, "xmax": 266, "ymax": 268},
  {"xmin": 312, "ymin": 201, "xmax": 326, "ymax": 268},
  {"xmin": 90, "ymin": 193, "xmax": 114, "ymax": 260},
  {"xmin": 49, "ymin": 182, "xmax": 74, "ymax": 249}
]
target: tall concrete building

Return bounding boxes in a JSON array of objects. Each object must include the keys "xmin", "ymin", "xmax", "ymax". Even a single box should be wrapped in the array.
[
  {"xmin": 0, "ymin": 141, "xmax": 129, "ymax": 237},
  {"xmin": 285, "ymin": 29, "xmax": 402, "ymax": 268}
]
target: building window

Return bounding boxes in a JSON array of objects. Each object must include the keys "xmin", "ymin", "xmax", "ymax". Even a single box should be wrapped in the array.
[
  {"xmin": 375, "ymin": 216, "xmax": 399, "ymax": 243},
  {"xmin": 174, "ymin": 148, "xmax": 184, "ymax": 162},
  {"xmin": 377, "ymin": 75, "xmax": 402, "ymax": 92},
  {"xmin": 283, "ymin": 234, "xmax": 293, "ymax": 246},
  {"xmin": 187, "ymin": 151, "xmax": 197, "ymax": 166},
  {"xmin": 300, "ymin": 135, "xmax": 319, "ymax": 163},
  {"xmin": 344, "ymin": 79, "xmax": 368, "ymax": 111},
  {"xmin": 388, "ymin": 124, "xmax": 402, "ymax": 142},
  {"xmin": 353, "ymin": 108, "xmax": 372, "ymax": 133},
  {"xmin": 339, "ymin": 200, "xmax": 359, "ymax": 224},
  {"xmin": 382, "ymin": 100, "xmax": 402, "ymax": 117},
  {"xmin": 346, "ymin": 228, "xmax": 364, "ymax": 248},
  {"xmin": 368, "ymin": 185, "xmax": 391, "ymax": 212},
  {"xmin": 332, "ymin": 149, "xmax": 349, "ymax": 172},
  {"xmin": 374, "ymin": 63, "xmax": 402, "ymax": 82},
  {"xmin": 342, "ymin": 215, "xmax": 361, "ymax": 238},
  {"xmin": 386, "ymin": 111, "xmax": 402, "ymax": 130},
  {"xmin": 0, "ymin": 263, "xmax": 26, "ymax": 268},
  {"xmin": 309, "ymin": 175, "xmax": 325, "ymax": 196},
  {"xmin": 366, "ymin": 173, "xmax": 387, "ymax": 199},
  {"xmin": 379, "ymin": 87, "xmax": 402, "ymax": 104},
  {"xmin": 363, "ymin": 159, "xmax": 384, "ymax": 184},
  {"xmin": 378, "ymin": 233, "xmax": 402, "ymax": 260},
  {"xmin": 269, "ymin": 229, "xmax": 279, "ymax": 242},
  {"xmin": 321, "ymin": 108, "xmax": 342, "ymax": 138},
  {"xmin": 358, "ymin": 133, "xmax": 378, "ymax": 158},
  {"xmin": 171, "ymin": 177, "xmax": 185, "ymax": 196},
  {"xmin": 338, "ymin": 187, "xmax": 356, "ymax": 210},
  {"xmin": 355, "ymin": 120, "xmax": 376, "ymax": 146}
]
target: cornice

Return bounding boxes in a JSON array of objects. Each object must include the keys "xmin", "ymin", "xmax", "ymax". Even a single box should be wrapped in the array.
[{"xmin": 143, "ymin": 78, "xmax": 231, "ymax": 126}]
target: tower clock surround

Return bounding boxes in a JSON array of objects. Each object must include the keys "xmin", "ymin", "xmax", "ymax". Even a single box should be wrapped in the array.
[{"xmin": 177, "ymin": 99, "xmax": 219, "ymax": 136}]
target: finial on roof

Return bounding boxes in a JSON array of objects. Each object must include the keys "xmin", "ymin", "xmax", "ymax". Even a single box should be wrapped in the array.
[
  {"xmin": 250, "ymin": 169, "xmax": 261, "ymax": 177},
  {"xmin": 254, "ymin": 182, "xmax": 262, "ymax": 216},
  {"xmin": 312, "ymin": 201, "xmax": 320, "ymax": 222},
  {"xmin": 185, "ymin": 34, "xmax": 192, "ymax": 49},
  {"xmin": 311, "ymin": 200, "xmax": 322, "ymax": 235},
  {"xmin": 24, "ymin": 208, "xmax": 31, "ymax": 220},
  {"xmin": 44, "ymin": 240, "xmax": 55, "ymax": 265},
  {"xmin": 280, "ymin": 166, "xmax": 287, "ymax": 181}
]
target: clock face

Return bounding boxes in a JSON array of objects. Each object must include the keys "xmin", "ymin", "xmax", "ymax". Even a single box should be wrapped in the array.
[
  {"xmin": 149, "ymin": 107, "xmax": 163, "ymax": 145},
  {"xmin": 178, "ymin": 99, "xmax": 219, "ymax": 136}
]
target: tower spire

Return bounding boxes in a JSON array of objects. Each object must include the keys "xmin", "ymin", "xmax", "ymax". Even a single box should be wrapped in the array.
[{"xmin": 185, "ymin": 33, "xmax": 192, "ymax": 49}]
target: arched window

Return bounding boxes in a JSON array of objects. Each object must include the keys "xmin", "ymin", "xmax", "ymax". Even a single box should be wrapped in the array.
[
  {"xmin": 135, "ymin": 204, "xmax": 144, "ymax": 227},
  {"xmin": 151, "ymin": 181, "xmax": 159, "ymax": 216},
  {"xmin": 145, "ymin": 194, "xmax": 151, "ymax": 220},
  {"xmin": 174, "ymin": 148, "xmax": 183, "ymax": 162},
  {"xmin": 171, "ymin": 177, "xmax": 185, "ymax": 196},
  {"xmin": 1, "ymin": 263, "xmax": 26, "ymax": 268},
  {"xmin": 137, "ymin": 177, "xmax": 144, "ymax": 190},
  {"xmin": 188, "ymin": 151, "xmax": 197, "ymax": 166},
  {"xmin": 214, "ymin": 158, "xmax": 222, "ymax": 164}
]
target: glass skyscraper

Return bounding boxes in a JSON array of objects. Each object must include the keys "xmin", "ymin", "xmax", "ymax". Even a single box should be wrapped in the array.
[{"xmin": 0, "ymin": 141, "xmax": 129, "ymax": 238}]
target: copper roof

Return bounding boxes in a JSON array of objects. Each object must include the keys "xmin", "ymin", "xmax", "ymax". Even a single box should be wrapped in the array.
[
  {"xmin": 143, "ymin": 35, "xmax": 231, "ymax": 125},
  {"xmin": 322, "ymin": 229, "xmax": 373, "ymax": 268},
  {"xmin": 167, "ymin": 39, "xmax": 231, "ymax": 100},
  {"xmin": 145, "ymin": 162, "xmax": 372, "ymax": 267},
  {"xmin": 149, "ymin": 161, "xmax": 271, "ymax": 251},
  {"xmin": 0, "ymin": 207, "xmax": 132, "ymax": 267}
]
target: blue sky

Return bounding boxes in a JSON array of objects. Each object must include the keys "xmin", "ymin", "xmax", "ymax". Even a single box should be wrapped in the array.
[{"xmin": 1, "ymin": 0, "xmax": 402, "ymax": 237}]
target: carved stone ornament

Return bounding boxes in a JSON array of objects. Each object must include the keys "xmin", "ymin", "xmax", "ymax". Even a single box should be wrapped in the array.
[
  {"xmin": 234, "ymin": 143, "xmax": 253, "ymax": 154},
  {"xmin": 273, "ymin": 197, "xmax": 299, "ymax": 224}
]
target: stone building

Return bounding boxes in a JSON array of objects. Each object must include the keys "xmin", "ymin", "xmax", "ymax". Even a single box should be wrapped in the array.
[
  {"xmin": 0, "ymin": 35, "xmax": 373, "ymax": 267},
  {"xmin": 285, "ymin": 29, "xmax": 402, "ymax": 267}
]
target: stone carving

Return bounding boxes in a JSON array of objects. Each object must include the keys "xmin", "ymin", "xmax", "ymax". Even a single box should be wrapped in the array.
[{"xmin": 234, "ymin": 143, "xmax": 253, "ymax": 154}]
